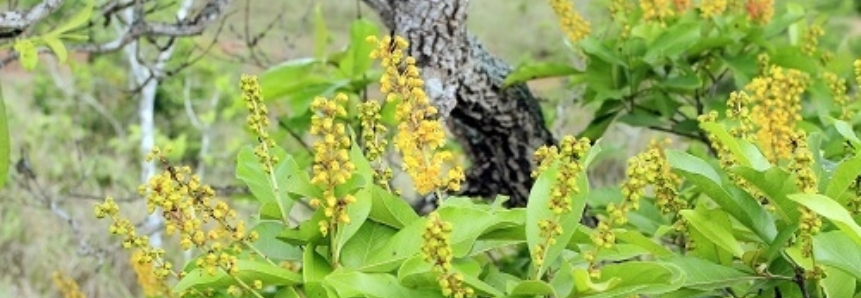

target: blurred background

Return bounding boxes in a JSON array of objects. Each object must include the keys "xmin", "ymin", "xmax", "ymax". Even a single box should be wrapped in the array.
[{"xmin": 0, "ymin": 0, "xmax": 859, "ymax": 297}]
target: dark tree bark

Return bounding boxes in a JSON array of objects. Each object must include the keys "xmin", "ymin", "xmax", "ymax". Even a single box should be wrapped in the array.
[{"xmin": 362, "ymin": 0, "xmax": 557, "ymax": 209}]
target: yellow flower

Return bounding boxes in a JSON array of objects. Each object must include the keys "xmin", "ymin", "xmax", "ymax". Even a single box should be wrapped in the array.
[
  {"xmin": 549, "ymin": 0, "xmax": 591, "ymax": 42},
  {"xmin": 640, "ymin": 0, "xmax": 675, "ymax": 25},
  {"xmin": 801, "ymin": 24, "xmax": 825, "ymax": 57},
  {"xmin": 53, "ymin": 271, "xmax": 86, "ymax": 298},
  {"xmin": 745, "ymin": 0, "xmax": 774, "ymax": 25},
  {"xmin": 368, "ymin": 35, "xmax": 465, "ymax": 198},
  {"xmin": 422, "ymin": 212, "xmax": 474, "ymax": 297},
  {"xmin": 309, "ymin": 94, "xmax": 357, "ymax": 235},
  {"xmin": 746, "ymin": 65, "xmax": 810, "ymax": 163},
  {"xmin": 700, "ymin": 0, "xmax": 727, "ymax": 18}
]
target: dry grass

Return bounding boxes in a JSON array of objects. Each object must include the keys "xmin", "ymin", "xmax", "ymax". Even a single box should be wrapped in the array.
[{"xmin": 0, "ymin": 1, "xmax": 652, "ymax": 297}]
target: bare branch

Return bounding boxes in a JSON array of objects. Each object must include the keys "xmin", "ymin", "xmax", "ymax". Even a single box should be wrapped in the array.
[{"xmin": 0, "ymin": 0, "xmax": 65, "ymax": 31}]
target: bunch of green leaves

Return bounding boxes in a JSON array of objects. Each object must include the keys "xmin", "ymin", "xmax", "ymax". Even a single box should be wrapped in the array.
[{"xmin": 507, "ymin": 1, "xmax": 861, "ymax": 144}]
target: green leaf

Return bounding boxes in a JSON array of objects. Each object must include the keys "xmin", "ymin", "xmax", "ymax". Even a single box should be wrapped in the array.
[
  {"xmin": 249, "ymin": 221, "xmax": 302, "ymax": 260},
  {"xmin": 313, "ymin": 3, "xmax": 328, "ymax": 61},
  {"xmin": 339, "ymin": 18, "xmax": 379, "ymax": 78},
  {"xmin": 42, "ymin": 36, "xmax": 68, "ymax": 64},
  {"xmin": 660, "ymin": 71, "xmax": 702, "ymax": 90},
  {"xmin": 788, "ymin": 194, "xmax": 861, "ymax": 246},
  {"xmin": 49, "ymin": 0, "xmax": 94, "ymax": 35},
  {"xmin": 13, "ymin": 39, "xmax": 38, "ymax": 71},
  {"xmin": 510, "ymin": 280, "xmax": 556, "ymax": 296},
  {"xmin": 580, "ymin": 261, "xmax": 684, "ymax": 297},
  {"xmin": 361, "ymin": 218, "xmax": 426, "ymax": 272},
  {"xmin": 821, "ymin": 265, "xmax": 857, "ymax": 298},
  {"xmin": 615, "ymin": 229, "xmax": 673, "ymax": 257},
  {"xmin": 236, "ymin": 146, "xmax": 313, "ymax": 220},
  {"xmin": 324, "ymin": 269, "xmax": 441, "ymax": 298},
  {"xmin": 340, "ymin": 221, "xmax": 397, "ymax": 269},
  {"xmin": 580, "ymin": 37, "xmax": 627, "ymax": 66},
  {"xmin": 259, "ymin": 58, "xmax": 323, "ymax": 101},
  {"xmin": 833, "ymin": 119, "xmax": 861, "ymax": 149},
  {"xmin": 643, "ymin": 21, "xmax": 701, "ymax": 64},
  {"xmin": 824, "ymin": 154, "xmax": 861, "ymax": 202},
  {"xmin": 525, "ymin": 157, "xmax": 591, "ymax": 278},
  {"xmin": 504, "ymin": 62, "xmax": 581, "ymax": 86},
  {"xmin": 367, "ymin": 184, "xmax": 420, "ymax": 229},
  {"xmin": 173, "ymin": 259, "xmax": 302, "ymax": 293},
  {"xmin": 680, "ymin": 209, "xmax": 745, "ymax": 257},
  {"xmin": 334, "ymin": 187, "xmax": 373, "ymax": 260},
  {"xmin": 304, "ymin": 244, "xmax": 333, "ymax": 283},
  {"xmin": 666, "ymin": 150, "xmax": 775, "ymax": 242},
  {"xmin": 733, "ymin": 166, "xmax": 801, "ymax": 222},
  {"xmin": 814, "ymin": 231, "xmax": 861, "ymax": 280},
  {"xmin": 664, "ymin": 256, "xmax": 759, "ymax": 290},
  {"xmin": 0, "ymin": 84, "xmax": 8, "ymax": 189}
]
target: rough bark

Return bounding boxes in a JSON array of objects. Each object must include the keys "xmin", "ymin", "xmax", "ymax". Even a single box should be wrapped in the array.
[{"xmin": 363, "ymin": 0, "xmax": 556, "ymax": 208}]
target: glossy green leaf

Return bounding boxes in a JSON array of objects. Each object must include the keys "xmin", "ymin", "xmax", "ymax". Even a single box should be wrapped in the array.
[
  {"xmin": 361, "ymin": 218, "xmax": 426, "ymax": 272},
  {"xmin": 833, "ymin": 119, "xmax": 861, "ymax": 149},
  {"xmin": 173, "ymin": 259, "xmax": 302, "ymax": 293},
  {"xmin": 824, "ymin": 154, "xmax": 861, "ymax": 202},
  {"xmin": 814, "ymin": 231, "xmax": 861, "ymax": 280},
  {"xmin": 325, "ymin": 269, "xmax": 441, "ymax": 298},
  {"xmin": 788, "ymin": 194, "xmax": 861, "ymax": 246},
  {"xmin": 664, "ymin": 256, "xmax": 759, "ymax": 290},
  {"xmin": 644, "ymin": 21, "xmax": 701, "ymax": 64},
  {"xmin": 367, "ymin": 184, "xmax": 420, "ymax": 229},
  {"xmin": 510, "ymin": 280, "xmax": 556, "ymax": 296},
  {"xmin": 50, "ymin": 0, "xmax": 94, "ymax": 35},
  {"xmin": 334, "ymin": 187, "xmax": 373, "ymax": 260},
  {"xmin": 733, "ymin": 166, "xmax": 801, "ymax": 222},
  {"xmin": 666, "ymin": 150, "xmax": 775, "ymax": 242},
  {"xmin": 580, "ymin": 37, "xmax": 626, "ymax": 66},
  {"xmin": 250, "ymin": 221, "xmax": 302, "ymax": 260},
  {"xmin": 580, "ymin": 261, "xmax": 684, "ymax": 297},
  {"xmin": 339, "ymin": 18, "xmax": 379, "ymax": 78},
  {"xmin": 504, "ymin": 62, "xmax": 581, "ymax": 86},
  {"xmin": 13, "ymin": 39, "xmax": 38, "ymax": 70},
  {"xmin": 340, "ymin": 221, "xmax": 397, "ymax": 269},
  {"xmin": 42, "ymin": 37, "xmax": 68, "ymax": 63},
  {"xmin": 821, "ymin": 265, "xmax": 856, "ymax": 298},
  {"xmin": 680, "ymin": 209, "xmax": 745, "ymax": 257}
]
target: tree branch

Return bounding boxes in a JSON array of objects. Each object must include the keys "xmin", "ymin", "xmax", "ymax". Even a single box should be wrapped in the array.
[{"xmin": 0, "ymin": 0, "xmax": 66, "ymax": 32}]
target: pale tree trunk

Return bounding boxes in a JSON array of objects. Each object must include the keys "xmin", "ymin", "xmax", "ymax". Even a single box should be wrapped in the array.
[
  {"xmin": 363, "ymin": 0, "xmax": 559, "ymax": 210},
  {"xmin": 120, "ymin": 0, "xmax": 196, "ymax": 248}
]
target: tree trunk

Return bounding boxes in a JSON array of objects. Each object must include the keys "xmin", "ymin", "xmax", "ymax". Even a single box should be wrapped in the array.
[{"xmin": 362, "ymin": 0, "xmax": 556, "ymax": 209}]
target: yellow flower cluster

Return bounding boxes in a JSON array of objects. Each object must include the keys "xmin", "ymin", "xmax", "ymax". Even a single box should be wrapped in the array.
[
  {"xmin": 367, "ymin": 35, "xmax": 465, "ymax": 197},
  {"xmin": 588, "ymin": 139, "xmax": 682, "ymax": 276},
  {"xmin": 130, "ymin": 250, "xmax": 168, "ymax": 297},
  {"xmin": 549, "ymin": 0, "xmax": 591, "ymax": 43},
  {"xmin": 530, "ymin": 136, "xmax": 590, "ymax": 270},
  {"xmin": 358, "ymin": 100, "xmax": 394, "ymax": 188},
  {"xmin": 855, "ymin": 59, "xmax": 861, "ymax": 87},
  {"xmin": 746, "ymin": 65, "xmax": 810, "ymax": 163},
  {"xmin": 640, "ymin": 0, "xmax": 675, "ymax": 25},
  {"xmin": 789, "ymin": 131, "xmax": 822, "ymax": 262},
  {"xmin": 699, "ymin": 0, "xmax": 727, "ymax": 18},
  {"xmin": 240, "ymin": 75, "xmax": 278, "ymax": 174},
  {"xmin": 647, "ymin": 139, "xmax": 685, "ymax": 214},
  {"xmin": 53, "ymin": 271, "xmax": 86, "ymax": 298},
  {"xmin": 94, "ymin": 196, "xmax": 173, "ymax": 280},
  {"xmin": 422, "ymin": 212, "xmax": 474, "ymax": 298},
  {"xmin": 143, "ymin": 149, "xmax": 258, "ymax": 277},
  {"xmin": 726, "ymin": 91, "xmax": 755, "ymax": 141},
  {"xmin": 308, "ymin": 94, "xmax": 357, "ymax": 235},
  {"xmin": 824, "ymin": 72, "xmax": 852, "ymax": 121},
  {"xmin": 744, "ymin": 0, "xmax": 774, "ymax": 25},
  {"xmin": 801, "ymin": 24, "xmax": 825, "ymax": 57}
]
